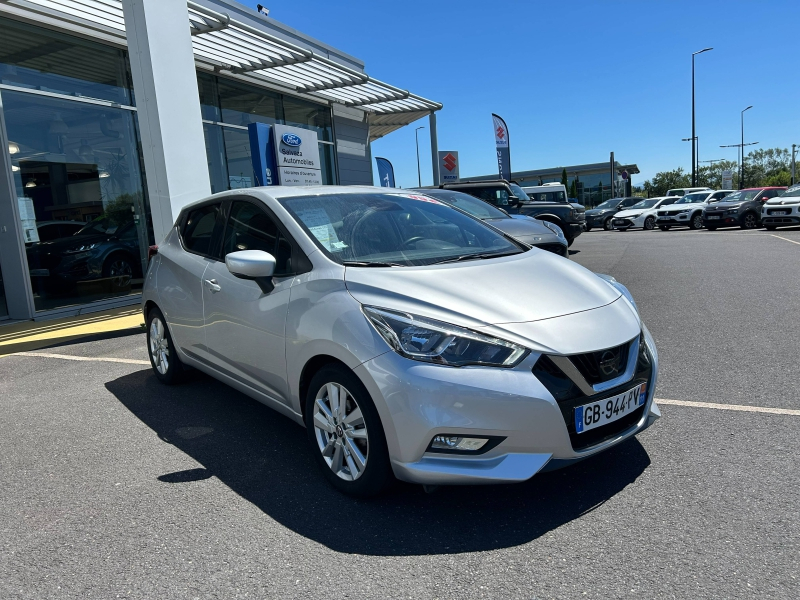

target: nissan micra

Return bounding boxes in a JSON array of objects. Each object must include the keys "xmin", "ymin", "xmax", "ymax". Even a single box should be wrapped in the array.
[{"xmin": 143, "ymin": 186, "xmax": 660, "ymax": 496}]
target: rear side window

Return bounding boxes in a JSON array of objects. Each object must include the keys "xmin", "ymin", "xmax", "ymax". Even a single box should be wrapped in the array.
[
  {"xmin": 222, "ymin": 201, "xmax": 293, "ymax": 275},
  {"xmin": 182, "ymin": 203, "xmax": 221, "ymax": 256},
  {"xmin": 466, "ymin": 186, "xmax": 510, "ymax": 206}
]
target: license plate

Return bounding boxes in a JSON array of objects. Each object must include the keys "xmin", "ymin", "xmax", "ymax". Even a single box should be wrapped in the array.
[
  {"xmin": 772, "ymin": 211, "xmax": 788, "ymax": 216},
  {"xmin": 707, "ymin": 216, "xmax": 720, "ymax": 220},
  {"xmin": 613, "ymin": 220, "xmax": 626, "ymax": 225},
  {"xmin": 575, "ymin": 383, "xmax": 647, "ymax": 433}
]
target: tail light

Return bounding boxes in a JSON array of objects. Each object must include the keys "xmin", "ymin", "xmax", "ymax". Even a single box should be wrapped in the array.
[{"xmin": 148, "ymin": 245, "xmax": 159, "ymax": 261}]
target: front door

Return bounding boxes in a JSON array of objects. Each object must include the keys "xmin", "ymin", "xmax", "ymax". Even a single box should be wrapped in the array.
[{"xmin": 202, "ymin": 199, "xmax": 294, "ymax": 404}]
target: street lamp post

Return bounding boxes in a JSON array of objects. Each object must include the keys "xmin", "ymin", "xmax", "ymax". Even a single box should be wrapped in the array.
[
  {"xmin": 692, "ymin": 48, "xmax": 713, "ymax": 186},
  {"xmin": 415, "ymin": 126, "xmax": 425, "ymax": 187},
  {"xmin": 740, "ymin": 106, "xmax": 753, "ymax": 189},
  {"xmin": 792, "ymin": 143, "xmax": 797, "ymax": 185}
]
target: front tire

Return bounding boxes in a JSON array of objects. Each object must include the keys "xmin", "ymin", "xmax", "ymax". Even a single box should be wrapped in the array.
[
  {"xmin": 305, "ymin": 365, "xmax": 392, "ymax": 497},
  {"xmin": 741, "ymin": 212, "xmax": 759, "ymax": 229},
  {"xmin": 603, "ymin": 217, "xmax": 613, "ymax": 231},
  {"xmin": 643, "ymin": 217, "xmax": 655, "ymax": 230},
  {"xmin": 765, "ymin": 225, "xmax": 777, "ymax": 231},
  {"xmin": 689, "ymin": 213, "xmax": 703, "ymax": 230},
  {"xmin": 146, "ymin": 307, "xmax": 185, "ymax": 384}
]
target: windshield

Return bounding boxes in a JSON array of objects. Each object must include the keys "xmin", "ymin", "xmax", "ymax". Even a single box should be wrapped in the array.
[
  {"xmin": 411, "ymin": 189, "xmax": 510, "ymax": 220},
  {"xmin": 594, "ymin": 199, "xmax": 618, "ymax": 210},
  {"xmin": 779, "ymin": 185, "xmax": 800, "ymax": 198},
  {"xmin": 629, "ymin": 199, "xmax": 658, "ymax": 210},
  {"xmin": 666, "ymin": 189, "xmax": 685, "ymax": 197},
  {"xmin": 722, "ymin": 190, "xmax": 759, "ymax": 202},
  {"xmin": 281, "ymin": 193, "xmax": 523, "ymax": 267},
  {"xmin": 675, "ymin": 193, "xmax": 708, "ymax": 204},
  {"xmin": 508, "ymin": 183, "xmax": 531, "ymax": 202},
  {"xmin": 75, "ymin": 215, "xmax": 129, "ymax": 236}
]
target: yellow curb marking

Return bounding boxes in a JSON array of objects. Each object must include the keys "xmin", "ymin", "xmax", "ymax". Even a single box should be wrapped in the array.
[{"xmin": 0, "ymin": 314, "xmax": 142, "ymax": 348}]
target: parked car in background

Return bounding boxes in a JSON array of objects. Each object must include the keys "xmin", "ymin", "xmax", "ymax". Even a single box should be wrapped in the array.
[
  {"xmin": 584, "ymin": 197, "xmax": 641, "ymax": 231},
  {"xmin": 441, "ymin": 180, "xmax": 585, "ymax": 246},
  {"xmin": 143, "ymin": 186, "xmax": 660, "ymax": 497},
  {"xmin": 666, "ymin": 187, "xmax": 711, "ymax": 197},
  {"xmin": 703, "ymin": 187, "xmax": 787, "ymax": 230},
  {"xmin": 761, "ymin": 184, "xmax": 800, "ymax": 230},
  {"xmin": 411, "ymin": 188, "xmax": 568, "ymax": 257},
  {"xmin": 26, "ymin": 216, "xmax": 143, "ymax": 295},
  {"xmin": 612, "ymin": 197, "xmax": 678, "ymax": 231},
  {"xmin": 26, "ymin": 220, "xmax": 85, "ymax": 246},
  {"xmin": 655, "ymin": 189, "xmax": 734, "ymax": 230}
]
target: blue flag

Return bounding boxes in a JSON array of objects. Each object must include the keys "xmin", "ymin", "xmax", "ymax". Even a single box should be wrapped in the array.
[
  {"xmin": 375, "ymin": 157, "xmax": 396, "ymax": 188},
  {"xmin": 248, "ymin": 122, "xmax": 277, "ymax": 186}
]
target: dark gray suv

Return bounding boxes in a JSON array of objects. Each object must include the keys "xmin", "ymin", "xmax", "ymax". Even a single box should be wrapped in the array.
[{"xmin": 584, "ymin": 197, "xmax": 641, "ymax": 231}]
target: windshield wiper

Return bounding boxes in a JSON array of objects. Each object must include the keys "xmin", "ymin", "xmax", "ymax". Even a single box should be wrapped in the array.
[
  {"xmin": 431, "ymin": 251, "xmax": 521, "ymax": 265},
  {"xmin": 342, "ymin": 261, "xmax": 405, "ymax": 267}
]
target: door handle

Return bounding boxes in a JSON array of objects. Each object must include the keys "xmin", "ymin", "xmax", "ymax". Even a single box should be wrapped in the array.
[{"xmin": 204, "ymin": 278, "xmax": 221, "ymax": 293}]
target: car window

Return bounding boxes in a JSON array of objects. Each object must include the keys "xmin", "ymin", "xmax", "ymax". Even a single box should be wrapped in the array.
[
  {"xmin": 118, "ymin": 223, "xmax": 138, "ymax": 241},
  {"xmin": 182, "ymin": 203, "xmax": 221, "ymax": 256},
  {"xmin": 36, "ymin": 224, "xmax": 60, "ymax": 242},
  {"xmin": 222, "ymin": 201, "xmax": 292, "ymax": 275},
  {"xmin": 630, "ymin": 199, "xmax": 658, "ymax": 210},
  {"xmin": 622, "ymin": 198, "xmax": 638, "ymax": 207},
  {"xmin": 466, "ymin": 186, "xmax": 510, "ymax": 206},
  {"xmin": 281, "ymin": 192, "xmax": 523, "ymax": 267}
]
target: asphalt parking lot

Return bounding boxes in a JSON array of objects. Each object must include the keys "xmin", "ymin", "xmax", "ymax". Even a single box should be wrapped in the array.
[{"xmin": 1, "ymin": 226, "xmax": 798, "ymax": 599}]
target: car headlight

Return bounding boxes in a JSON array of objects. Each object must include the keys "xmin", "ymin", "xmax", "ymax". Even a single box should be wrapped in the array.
[
  {"xmin": 363, "ymin": 306, "xmax": 528, "ymax": 368},
  {"xmin": 595, "ymin": 274, "xmax": 639, "ymax": 315},
  {"xmin": 677, "ymin": 210, "xmax": 689, "ymax": 215},
  {"xmin": 63, "ymin": 243, "xmax": 99, "ymax": 255},
  {"xmin": 541, "ymin": 221, "xmax": 565, "ymax": 239},
  {"xmin": 726, "ymin": 209, "xmax": 739, "ymax": 215},
  {"xmin": 626, "ymin": 213, "xmax": 641, "ymax": 219}
]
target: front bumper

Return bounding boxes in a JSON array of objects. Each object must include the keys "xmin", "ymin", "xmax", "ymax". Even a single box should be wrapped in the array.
[
  {"xmin": 565, "ymin": 222, "xmax": 584, "ymax": 239},
  {"xmin": 703, "ymin": 214, "xmax": 741, "ymax": 227},
  {"xmin": 354, "ymin": 326, "xmax": 660, "ymax": 485},
  {"xmin": 762, "ymin": 215, "xmax": 800, "ymax": 226},
  {"xmin": 656, "ymin": 213, "xmax": 691, "ymax": 226}
]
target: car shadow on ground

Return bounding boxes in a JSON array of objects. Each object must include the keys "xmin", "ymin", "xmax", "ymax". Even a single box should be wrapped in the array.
[{"xmin": 106, "ymin": 369, "xmax": 651, "ymax": 556}]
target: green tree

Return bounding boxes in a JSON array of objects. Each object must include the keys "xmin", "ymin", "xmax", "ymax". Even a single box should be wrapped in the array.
[
  {"xmin": 569, "ymin": 179, "xmax": 577, "ymax": 198},
  {"xmin": 561, "ymin": 168, "xmax": 568, "ymax": 187},
  {"xmin": 742, "ymin": 148, "xmax": 792, "ymax": 188},
  {"xmin": 697, "ymin": 160, "xmax": 738, "ymax": 189},
  {"xmin": 642, "ymin": 167, "xmax": 691, "ymax": 197}
]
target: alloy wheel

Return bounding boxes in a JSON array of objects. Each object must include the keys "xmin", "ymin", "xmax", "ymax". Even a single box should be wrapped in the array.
[
  {"xmin": 313, "ymin": 382, "xmax": 369, "ymax": 481},
  {"xmin": 109, "ymin": 259, "xmax": 133, "ymax": 288},
  {"xmin": 149, "ymin": 317, "xmax": 169, "ymax": 375},
  {"xmin": 743, "ymin": 213, "xmax": 757, "ymax": 229},
  {"xmin": 644, "ymin": 217, "xmax": 655, "ymax": 230},
  {"xmin": 692, "ymin": 215, "xmax": 703, "ymax": 230}
]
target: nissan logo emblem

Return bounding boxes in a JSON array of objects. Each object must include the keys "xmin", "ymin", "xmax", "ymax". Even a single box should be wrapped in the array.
[{"xmin": 598, "ymin": 350, "xmax": 619, "ymax": 376}]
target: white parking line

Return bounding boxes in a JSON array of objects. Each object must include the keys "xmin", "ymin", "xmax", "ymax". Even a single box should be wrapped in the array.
[
  {"xmin": 7, "ymin": 351, "xmax": 149, "ymax": 365},
  {"xmin": 769, "ymin": 234, "xmax": 800, "ymax": 246},
  {"xmin": 656, "ymin": 398, "xmax": 800, "ymax": 416}
]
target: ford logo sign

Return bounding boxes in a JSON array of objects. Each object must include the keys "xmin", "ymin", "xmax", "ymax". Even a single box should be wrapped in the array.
[{"xmin": 282, "ymin": 133, "xmax": 302, "ymax": 147}]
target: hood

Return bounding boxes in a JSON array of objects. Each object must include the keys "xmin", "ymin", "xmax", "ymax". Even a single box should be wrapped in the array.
[
  {"xmin": 344, "ymin": 250, "xmax": 621, "ymax": 330},
  {"xmin": 26, "ymin": 232, "xmax": 107, "ymax": 255},
  {"xmin": 765, "ymin": 196, "xmax": 800, "ymax": 205},
  {"xmin": 615, "ymin": 208, "xmax": 651, "ymax": 218},
  {"xmin": 484, "ymin": 217, "xmax": 553, "ymax": 239},
  {"xmin": 585, "ymin": 208, "xmax": 614, "ymax": 216},
  {"xmin": 659, "ymin": 202, "xmax": 703, "ymax": 212},
  {"xmin": 570, "ymin": 202, "xmax": 585, "ymax": 211},
  {"xmin": 710, "ymin": 201, "xmax": 744, "ymax": 210}
]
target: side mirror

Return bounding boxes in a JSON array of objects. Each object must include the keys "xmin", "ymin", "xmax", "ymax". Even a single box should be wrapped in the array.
[
  {"xmin": 508, "ymin": 195, "xmax": 520, "ymax": 207},
  {"xmin": 226, "ymin": 250, "xmax": 276, "ymax": 292}
]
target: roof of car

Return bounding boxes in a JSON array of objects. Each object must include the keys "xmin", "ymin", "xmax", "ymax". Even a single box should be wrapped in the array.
[{"xmin": 742, "ymin": 186, "xmax": 787, "ymax": 190}]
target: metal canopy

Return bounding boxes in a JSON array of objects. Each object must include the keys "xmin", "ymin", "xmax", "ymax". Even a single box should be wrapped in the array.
[{"xmin": 0, "ymin": 0, "xmax": 441, "ymax": 139}]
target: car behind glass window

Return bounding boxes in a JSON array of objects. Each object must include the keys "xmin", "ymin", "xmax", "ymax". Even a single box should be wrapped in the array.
[{"xmin": 281, "ymin": 193, "xmax": 521, "ymax": 266}]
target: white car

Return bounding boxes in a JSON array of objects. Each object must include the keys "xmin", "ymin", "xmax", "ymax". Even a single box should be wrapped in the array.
[
  {"xmin": 762, "ymin": 184, "xmax": 800, "ymax": 230},
  {"xmin": 611, "ymin": 197, "xmax": 678, "ymax": 231},
  {"xmin": 666, "ymin": 186, "xmax": 711, "ymax": 197},
  {"xmin": 655, "ymin": 189, "xmax": 735, "ymax": 230}
]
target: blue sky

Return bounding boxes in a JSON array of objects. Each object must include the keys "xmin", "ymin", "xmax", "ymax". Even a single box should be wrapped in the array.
[{"xmin": 247, "ymin": 1, "xmax": 800, "ymax": 188}]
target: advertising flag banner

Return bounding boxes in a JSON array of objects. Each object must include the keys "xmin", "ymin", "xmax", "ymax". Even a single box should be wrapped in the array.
[
  {"xmin": 375, "ymin": 157, "xmax": 396, "ymax": 187},
  {"xmin": 492, "ymin": 113, "xmax": 511, "ymax": 180},
  {"xmin": 438, "ymin": 151, "xmax": 460, "ymax": 183}
]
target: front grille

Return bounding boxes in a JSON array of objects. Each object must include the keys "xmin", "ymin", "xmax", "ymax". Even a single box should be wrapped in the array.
[
  {"xmin": 535, "ymin": 242, "xmax": 568, "ymax": 257},
  {"xmin": 569, "ymin": 340, "xmax": 631, "ymax": 385},
  {"xmin": 532, "ymin": 335, "xmax": 653, "ymax": 451},
  {"xmin": 660, "ymin": 210, "xmax": 681, "ymax": 217},
  {"xmin": 704, "ymin": 212, "xmax": 723, "ymax": 218}
]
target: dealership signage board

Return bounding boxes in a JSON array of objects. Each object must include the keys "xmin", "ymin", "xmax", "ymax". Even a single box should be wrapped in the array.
[
  {"xmin": 722, "ymin": 169, "xmax": 733, "ymax": 190},
  {"xmin": 438, "ymin": 151, "xmax": 460, "ymax": 183},
  {"xmin": 271, "ymin": 124, "xmax": 322, "ymax": 185}
]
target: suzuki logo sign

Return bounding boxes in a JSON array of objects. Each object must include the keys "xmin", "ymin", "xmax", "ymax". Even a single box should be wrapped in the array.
[
  {"xmin": 438, "ymin": 151, "xmax": 460, "ymax": 183},
  {"xmin": 496, "ymin": 125, "xmax": 505, "ymax": 140}
]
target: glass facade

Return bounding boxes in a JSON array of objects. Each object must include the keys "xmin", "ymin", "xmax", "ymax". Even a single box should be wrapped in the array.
[
  {"xmin": 1, "ymin": 18, "xmax": 152, "ymax": 313},
  {"xmin": 517, "ymin": 171, "xmax": 623, "ymax": 208},
  {"xmin": 0, "ymin": 262, "xmax": 7, "ymax": 318},
  {"xmin": 197, "ymin": 72, "xmax": 337, "ymax": 190}
]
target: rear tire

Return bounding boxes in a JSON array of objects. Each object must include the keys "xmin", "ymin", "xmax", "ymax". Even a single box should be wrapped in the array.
[
  {"xmin": 146, "ymin": 307, "xmax": 185, "ymax": 385},
  {"xmin": 659, "ymin": 225, "xmax": 671, "ymax": 231},
  {"xmin": 584, "ymin": 226, "xmax": 592, "ymax": 232},
  {"xmin": 643, "ymin": 217, "xmax": 655, "ymax": 230},
  {"xmin": 305, "ymin": 365, "xmax": 393, "ymax": 497},
  {"xmin": 603, "ymin": 217, "xmax": 613, "ymax": 231},
  {"xmin": 765, "ymin": 225, "xmax": 777, "ymax": 231},
  {"xmin": 706, "ymin": 226, "xmax": 717, "ymax": 231}
]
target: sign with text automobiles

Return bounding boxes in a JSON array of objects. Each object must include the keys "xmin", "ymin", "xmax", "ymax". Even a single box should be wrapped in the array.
[
  {"xmin": 271, "ymin": 124, "xmax": 323, "ymax": 185},
  {"xmin": 722, "ymin": 169, "xmax": 733, "ymax": 190},
  {"xmin": 438, "ymin": 151, "xmax": 460, "ymax": 183}
]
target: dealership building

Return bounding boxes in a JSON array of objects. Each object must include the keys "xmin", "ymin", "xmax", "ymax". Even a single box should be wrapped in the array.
[
  {"xmin": 0, "ymin": 0, "xmax": 441, "ymax": 321},
  {"xmin": 469, "ymin": 161, "xmax": 641, "ymax": 207}
]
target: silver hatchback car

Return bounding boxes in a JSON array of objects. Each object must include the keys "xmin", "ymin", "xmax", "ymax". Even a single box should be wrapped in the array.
[{"xmin": 143, "ymin": 186, "xmax": 660, "ymax": 496}]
